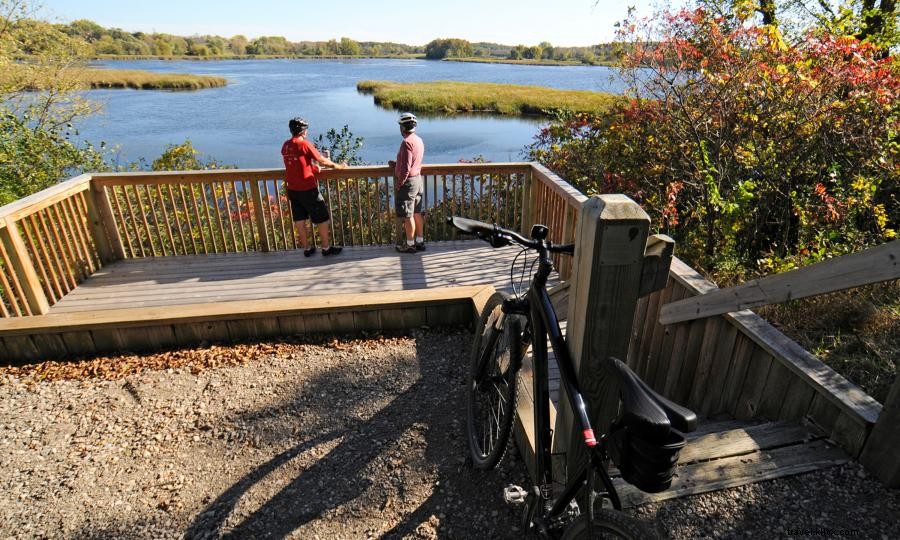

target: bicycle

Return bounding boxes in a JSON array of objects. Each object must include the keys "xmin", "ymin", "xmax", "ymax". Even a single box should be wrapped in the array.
[{"xmin": 450, "ymin": 216, "xmax": 698, "ymax": 539}]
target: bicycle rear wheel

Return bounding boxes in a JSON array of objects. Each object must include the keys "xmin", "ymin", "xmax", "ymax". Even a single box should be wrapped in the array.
[
  {"xmin": 467, "ymin": 291, "xmax": 524, "ymax": 470},
  {"xmin": 561, "ymin": 510, "xmax": 660, "ymax": 539}
]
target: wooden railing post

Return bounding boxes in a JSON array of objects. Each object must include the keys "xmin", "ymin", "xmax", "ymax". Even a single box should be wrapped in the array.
[
  {"xmin": 87, "ymin": 180, "xmax": 125, "ymax": 263},
  {"xmin": 521, "ymin": 166, "xmax": 535, "ymax": 236},
  {"xmin": 0, "ymin": 219, "xmax": 50, "ymax": 315},
  {"xmin": 249, "ymin": 180, "xmax": 271, "ymax": 252},
  {"xmin": 552, "ymin": 194, "xmax": 650, "ymax": 487},
  {"xmin": 860, "ymin": 375, "xmax": 900, "ymax": 487}
]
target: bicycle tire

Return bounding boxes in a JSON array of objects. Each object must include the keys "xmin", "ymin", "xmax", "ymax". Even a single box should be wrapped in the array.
[
  {"xmin": 466, "ymin": 291, "xmax": 524, "ymax": 470},
  {"xmin": 560, "ymin": 510, "xmax": 660, "ymax": 540}
]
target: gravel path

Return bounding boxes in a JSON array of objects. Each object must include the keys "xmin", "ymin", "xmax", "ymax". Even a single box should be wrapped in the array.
[{"xmin": 1, "ymin": 330, "xmax": 898, "ymax": 539}]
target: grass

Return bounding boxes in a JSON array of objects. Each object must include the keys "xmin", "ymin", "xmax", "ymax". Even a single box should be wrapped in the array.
[
  {"xmin": 3, "ymin": 64, "xmax": 226, "ymax": 90},
  {"xmin": 356, "ymin": 80, "xmax": 621, "ymax": 116},
  {"xmin": 757, "ymin": 281, "xmax": 899, "ymax": 403},
  {"xmin": 446, "ymin": 57, "xmax": 616, "ymax": 67},
  {"xmin": 75, "ymin": 68, "xmax": 227, "ymax": 90}
]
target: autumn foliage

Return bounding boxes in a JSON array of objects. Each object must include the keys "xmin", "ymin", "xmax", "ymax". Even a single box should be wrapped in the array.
[{"xmin": 529, "ymin": 8, "xmax": 899, "ymax": 276}]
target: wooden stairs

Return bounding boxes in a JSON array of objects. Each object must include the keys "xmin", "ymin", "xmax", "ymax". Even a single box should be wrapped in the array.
[{"xmin": 513, "ymin": 320, "xmax": 850, "ymax": 508}]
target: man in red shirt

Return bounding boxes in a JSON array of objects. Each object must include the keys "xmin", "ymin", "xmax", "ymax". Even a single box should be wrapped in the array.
[
  {"xmin": 388, "ymin": 112, "xmax": 426, "ymax": 254},
  {"xmin": 281, "ymin": 117, "xmax": 348, "ymax": 257}
]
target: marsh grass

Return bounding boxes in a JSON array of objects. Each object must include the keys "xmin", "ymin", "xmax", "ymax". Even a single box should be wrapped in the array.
[
  {"xmin": 3, "ymin": 64, "xmax": 226, "ymax": 90},
  {"xmin": 447, "ymin": 57, "xmax": 615, "ymax": 67},
  {"xmin": 357, "ymin": 80, "xmax": 621, "ymax": 116}
]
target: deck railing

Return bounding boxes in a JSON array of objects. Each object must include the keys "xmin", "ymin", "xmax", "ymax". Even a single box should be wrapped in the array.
[{"xmin": 0, "ymin": 162, "xmax": 583, "ymax": 317}]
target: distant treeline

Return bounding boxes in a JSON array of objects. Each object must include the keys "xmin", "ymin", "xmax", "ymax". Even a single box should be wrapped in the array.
[{"xmin": 19, "ymin": 18, "xmax": 618, "ymax": 63}]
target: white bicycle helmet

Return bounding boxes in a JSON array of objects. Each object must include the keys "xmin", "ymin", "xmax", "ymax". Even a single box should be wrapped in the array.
[{"xmin": 398, "ymin": 112, "xmax": 418, "ymax": 131}]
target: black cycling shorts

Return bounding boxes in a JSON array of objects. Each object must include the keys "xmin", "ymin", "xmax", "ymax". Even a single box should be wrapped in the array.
[{"xmin": 287, "ymin": 188, "xmax": 330, "ymax": 224}]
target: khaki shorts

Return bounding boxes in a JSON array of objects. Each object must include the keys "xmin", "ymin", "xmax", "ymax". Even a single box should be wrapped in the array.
[{"xmin": 395, "ymin": 175, "xmax": 424, "ymax": 218}]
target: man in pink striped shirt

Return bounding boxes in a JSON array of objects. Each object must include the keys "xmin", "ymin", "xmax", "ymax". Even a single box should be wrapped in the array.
[{"xmin": 388, "ymin": 112, "xmax": 426, "ymax": 253}]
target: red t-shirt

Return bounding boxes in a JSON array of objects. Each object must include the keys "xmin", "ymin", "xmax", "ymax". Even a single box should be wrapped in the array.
[{"xmin": 281, "ymin": 137, "xmax": 325, "ymax": 191}]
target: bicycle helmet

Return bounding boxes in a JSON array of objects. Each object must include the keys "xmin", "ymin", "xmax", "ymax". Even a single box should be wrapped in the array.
[
  {"xmin": 398, "ymin": 112, "xmax": 417, "ymax": 131},
  {"xmin": 289, "ymin": 117, "xmax": 309, "ymax": 136}
]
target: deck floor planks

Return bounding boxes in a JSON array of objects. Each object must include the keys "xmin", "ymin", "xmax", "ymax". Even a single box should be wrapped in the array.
[{"xmin": 50, "ymin": 241, "xmax": 547, "ymax": 313}]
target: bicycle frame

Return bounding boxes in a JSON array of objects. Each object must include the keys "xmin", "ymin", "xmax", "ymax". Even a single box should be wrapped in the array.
[{"xmin": 511, "ymin": 242, "xmax": 622, "ymax": 535}]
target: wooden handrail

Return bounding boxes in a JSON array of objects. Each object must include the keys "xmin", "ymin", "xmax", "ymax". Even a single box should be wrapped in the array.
[
  {"xmin": 0, "ymin": 174, "xmax": 92, "ymax": 222},
  {"xmin": 661, "ymin": 240, "xmax": 900, "ymax": 325}
]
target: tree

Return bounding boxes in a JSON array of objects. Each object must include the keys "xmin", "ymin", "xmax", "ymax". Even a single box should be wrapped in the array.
[
  {"xmin": 424, "ymin": 38, "xmax": 473, "ymax": 59},
  {"xmin": 229, "ymin": 34, "xmax": 247, "ymax": 55},
  {"xmin": 529, "ymin": 8, "xmax": 898, "ymax": 273},
  {"xmin": 539, "ymin": 41, "xmax": 554, "ymax": 59},
  {"xmin": 1, "ymin": 0, "xmax": 107, "ymax": 204},
  {"xmin": 339, "ymin": 36, "xmax": 360, "ymax": 56}
]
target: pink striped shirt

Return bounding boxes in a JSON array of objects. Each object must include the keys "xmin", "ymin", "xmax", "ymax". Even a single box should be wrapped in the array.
[{"xmin": 394, "ymin": 132, "xmax": 424, "ymax": 185}]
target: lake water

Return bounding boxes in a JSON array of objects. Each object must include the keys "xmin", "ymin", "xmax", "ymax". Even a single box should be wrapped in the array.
[{"xmin": 76, "ymin": 59, "xmax": 628, "ymax": 168}]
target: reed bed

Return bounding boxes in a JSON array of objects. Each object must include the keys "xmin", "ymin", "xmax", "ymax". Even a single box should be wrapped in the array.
[
  {"xmin": 3, "ymin": 64, "xmax": 226, "ymax": 90},
  {"xmin": 357, "ymin": 80, "xmax": 620, "ymax": 116}
]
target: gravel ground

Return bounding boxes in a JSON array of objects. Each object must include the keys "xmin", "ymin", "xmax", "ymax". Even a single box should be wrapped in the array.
[{"xmin": 1, "ymin": 329, "xmax": 898, "ymax": 539}]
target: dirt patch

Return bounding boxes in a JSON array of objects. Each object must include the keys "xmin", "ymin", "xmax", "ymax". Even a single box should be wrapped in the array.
[{"xmin": 0, "ymin": 330, "xmax": 533, "ymax": 538}]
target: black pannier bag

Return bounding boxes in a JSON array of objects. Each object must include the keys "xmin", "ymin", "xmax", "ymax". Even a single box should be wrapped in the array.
[{"xmin": 607, "ymin": 423, "xmax": 687, "ymax": 493}]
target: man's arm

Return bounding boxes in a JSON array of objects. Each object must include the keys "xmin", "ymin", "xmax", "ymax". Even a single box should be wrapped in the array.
[
  {"xmin": 309, "ymin": 144, "xmax": 348, "ymax": 170},
  {"xmin": 394, "ymin": 140, "xmax": 414, "ymax": 183}
]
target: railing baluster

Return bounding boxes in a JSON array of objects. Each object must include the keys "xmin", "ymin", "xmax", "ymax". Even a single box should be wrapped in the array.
[
  {"xmin": 64, "ymin": 197, "xmax": 95, "ymax": 274},
  {"xmin": 132, "ymin": 185, "xmax": 157, "ymax": 257},
  {"xmin": 109, "ymin": 186, "xmax": 133, "ymax": 258},
  {"xmin": 207, "ymin": 182, "xmax": 227, "ymax": 252},
  {"xmin": 382, "ymin": 176, "xmax": 392, "ymax": 245},
  {"xmin": 0, "ymin": 235, "xmax": 30, "ymax": 316},
  {"xmin": 153, "ymin": 184, "xmax": 176, "ymax": 256},
  {"xmin": 121, "ymin": 185, "xmax": 146, "ymax": 258},
  {"xmin": 221, "ymin": 182, "xmax": 239, "ymax": 252},
  {"xmin": 142, "ymin": 185, "xmax": 165, "ymax": 256},
  {"xmin": 0, "ymin": 246, "xmax": 22, "ymax": 316},
  {"xmin": 183, "ymin": 184, "xmax": 205, "ymax": 254},
  {"xmin": 23, "ymin": 216, "xmax": 61, "ymax": 301},
  {"xmin": 48, "ymin": 204, "xmax": 83, "ymax": 283},
  {"xmin": 198, "ymin": 182, "xmax": 218, "ymax": 253},
  {"xmin": 36, "ymin": 210, "xmax": 76, "ymax": 292},
  {"xmin": 229, "ymin": 181, "xmax": 248, "ymax": 252},
  {"xmin": 260, "ymin": 180, "xmax": 277, "ymax": 250},
  {"xmin": 165, "ymin": 184, "xmax": 188, "ymax": 255}
]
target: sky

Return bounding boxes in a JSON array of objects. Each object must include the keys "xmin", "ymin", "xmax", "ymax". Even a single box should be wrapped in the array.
[{"xmin": 37, "ymin": 0, "xmax": 661, "ymax": 47}]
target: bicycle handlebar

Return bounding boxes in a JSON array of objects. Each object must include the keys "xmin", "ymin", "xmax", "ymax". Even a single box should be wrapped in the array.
[{"xmin": 448, "ymin": 216, "xmax": 574, "ymax": 255}]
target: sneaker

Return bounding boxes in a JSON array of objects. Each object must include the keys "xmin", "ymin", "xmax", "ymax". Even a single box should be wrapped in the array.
[
  {"xmin": 322, "ymin": 246, "xmax": 343, "ymax": 256},
  {"xmin": 396, "ymin": 244, "xmax": 417, "ymax": 254},
  {"xmin": 414, "ymin": 242, "xmax": 426, "ymax": 251},
  {"xmin": 303, "ymin": 247, "xmax": 317, "ymax": 257}
]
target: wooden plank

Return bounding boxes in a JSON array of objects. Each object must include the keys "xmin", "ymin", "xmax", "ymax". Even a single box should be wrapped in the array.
[
  {"xmin": 807, "ymin": 393, "xmax": 842, "ymax": 434},
  {"xmin": 0, "ymin": 286, "xmax": 491, "ymax": 335},
  {"xmin": 109, "ymin": 185, "xmax": 136, "ymax": 258},
  {"xmin": 719, "ymin": 335, "xmax": 754, "ymax": 416},
  {"xmin": 646, "ymin": 281, "xmax": 677, "ymax": 392},
  {"xmin": 699, "ymin": 322, "xmax": 739, "ymax": 415},
  {"xmin": 73, "ymin": 192, "xmax": 102, "ymax": 270},
  {"xmin": 687, "ymin": 318, "xmax": 723, "ymax": 411},
  {"xmin": 226, "ymin": 317, "xmax": 282, "ymax": 341},
  {"xmin": 529, "ymin": 163, "xmax": 589, "ymax": 209},
  {"xmin": 277, "ymin": 314, "xmax": 307, "ymax": 336},
  {"xmin": 860, "ymin": 374, "xmax": 900, "ymax": 487},
  {"xmin": 678, "ymin": 421, "xmax": 823, "ymax": 464},
  {"xmin": 0, "ymin": 219, "xmax": 50, "ymax": 314},
  {"xmin": 60, "ymin": 331, "xmax": 96, "ymax": 356},
  {"xmin": 173, "ymin": 321, "xmax": 231, "ymax": 346},
  {"xmin": 30, "ymin": 333, "xmax": 68, "ymax": 359},
  {"xmin": 830, "ymin": 412, "xmax": 869, "ymax": 458},
  {"xmin": 625, "ymin": 294, "xmax": 649, "ymax": 369},
  {"xmin": 186, "ymin": 184, "xmax": 208, "ymax": 254},
  {"xmin": 661, "ymin": 240, "xmax": 900, "ymax": 324},
  {"xmin": 734, "ymin": 348, "xmax": 774, "ymax": 420},
  {"xmin": 2, "ymin": 335, "xmax": 41, "ymax": 363},
  {"xmin": 0, "ymin": 174, "xmax": 91, "ymax": 222},
  {"xmin": 616, "ymin": 439, "xmax": 848, "ymax": 508},
  {"xmin": 143, "ymin": 185, "xmax": 167, "ymax": 256},
  {"xmin": 116, "ymin": 325, "xmax": 178, "ymax": 351},
  {"xmin": 778, "ymin": 376, "xmax": 817, "ymax": 421},
  {"xmin": 165, "ymin": 184, "xmax": 188, "ymax": 255},
  {"xmin": 634, "ymin": 289, "xmax": 662, "ymax": 380},
  {"xmin": 757, "ymin": 360, "xmax": 794, "ymax": 420}
]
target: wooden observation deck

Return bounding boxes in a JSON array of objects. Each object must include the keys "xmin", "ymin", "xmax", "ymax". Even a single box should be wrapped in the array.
[{"xmin": 0, "ymin": 162, "xmax": 895, "ymax": 497}]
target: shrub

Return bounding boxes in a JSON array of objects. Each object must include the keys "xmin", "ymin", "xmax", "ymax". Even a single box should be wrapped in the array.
[{"xmin": 528, "ymin": 8, "xmax": 899, "ymax": 276}]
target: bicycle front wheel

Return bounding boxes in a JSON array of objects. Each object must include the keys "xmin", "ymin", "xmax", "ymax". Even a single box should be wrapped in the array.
[
  {"xmin": 561, "ymin": 510, "xmax": 660, "ymax": 540},
  {"xmin": 467, "ymin": 291, "xmax": 524, "ymax": 470}
]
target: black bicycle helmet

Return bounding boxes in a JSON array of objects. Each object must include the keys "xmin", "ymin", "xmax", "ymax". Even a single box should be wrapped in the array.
[{"xmin": 289, "ymin": 117, "xmax": 309, "ymax": 135}]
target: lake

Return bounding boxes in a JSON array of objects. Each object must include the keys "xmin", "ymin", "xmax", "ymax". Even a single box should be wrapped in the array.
[{"xmin": 77, "ymin": 59, "xmax": 628, "ymax": 168}]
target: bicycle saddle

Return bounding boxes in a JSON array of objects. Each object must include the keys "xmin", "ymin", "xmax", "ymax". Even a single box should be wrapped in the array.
[{"xmin": 605, "ymin": 357, "xmax": 697, "ymax": 438}]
